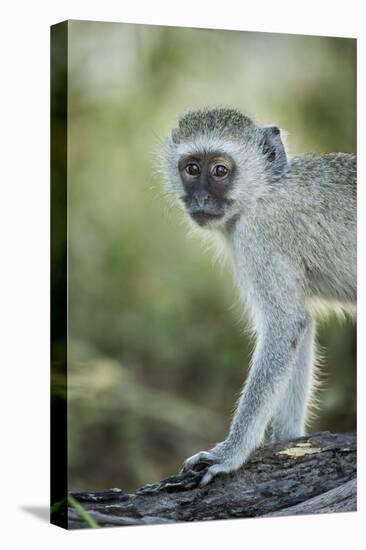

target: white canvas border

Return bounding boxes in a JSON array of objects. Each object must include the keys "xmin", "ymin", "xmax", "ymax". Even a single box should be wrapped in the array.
[{"xmin": 0, "ymin": 1, "xmax": 364, "ymax": 548}]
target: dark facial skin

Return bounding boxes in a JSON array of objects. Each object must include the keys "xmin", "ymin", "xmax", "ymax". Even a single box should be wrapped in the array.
[{"xmin": 178, "ymin": 152, "xmax": 236, "ymax": 226}]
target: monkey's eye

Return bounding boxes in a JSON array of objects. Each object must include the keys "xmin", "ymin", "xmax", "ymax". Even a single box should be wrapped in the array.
[
  {"xmin": 212, "ymin": 164, "xmax": 228, "ymax": 178},
  {"xmin": 185, "ymin": 163, "xmax": 200, "ymax": 176}
]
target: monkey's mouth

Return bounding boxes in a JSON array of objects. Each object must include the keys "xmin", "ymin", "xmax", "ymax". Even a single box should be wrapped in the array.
[{"xmin": 189, "ymin": 210, "xmax": 224, "ymax": 226}]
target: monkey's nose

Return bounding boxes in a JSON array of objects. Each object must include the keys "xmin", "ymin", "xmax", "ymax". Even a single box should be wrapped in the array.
[{"xmin": 194, "ymin": 194, "xmax": 210, "ymax": 208}]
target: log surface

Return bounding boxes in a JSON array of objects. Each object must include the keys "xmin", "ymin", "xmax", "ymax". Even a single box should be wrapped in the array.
[{"xmin": 66, "ymin": 431, "xmax": 356, "ymax": 529}]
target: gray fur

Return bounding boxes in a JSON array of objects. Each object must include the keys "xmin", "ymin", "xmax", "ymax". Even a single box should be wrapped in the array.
[
  {"xmin": 171, "ymin": 107, "xmax": 255, "ymax": 143},
  {"xmin": 163, "ymin": 107, "xmax": 356, "ymax": 486}
]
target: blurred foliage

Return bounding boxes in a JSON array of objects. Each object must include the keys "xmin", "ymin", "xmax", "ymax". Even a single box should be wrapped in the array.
[{"xmin": 61, "ymin": 21, "xmax": 356, "ymax": 491}]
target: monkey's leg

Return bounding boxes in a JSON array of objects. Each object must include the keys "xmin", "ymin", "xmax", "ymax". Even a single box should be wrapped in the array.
[
  {"xmin": 182, "ymin": 306, "xmax": 309, "ymax": 486},
  {"xmin": 271, "ymin": 317, "xmax": 316, "ymax": 443}
]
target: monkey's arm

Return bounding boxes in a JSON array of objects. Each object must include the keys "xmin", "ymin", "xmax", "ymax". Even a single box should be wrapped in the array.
[{"xmin": 183, "ymin": 250, "xmax": 309, "ymax": 485}]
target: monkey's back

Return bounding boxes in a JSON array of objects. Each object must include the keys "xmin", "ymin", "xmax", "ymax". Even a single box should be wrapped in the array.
[{"xmin": 259, "ymin": 153, "xmax": 356, "ymax": 306}]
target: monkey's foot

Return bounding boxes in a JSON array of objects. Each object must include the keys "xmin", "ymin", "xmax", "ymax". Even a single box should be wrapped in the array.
[{"xmin": 181, "ymin": 444, "xmax": 245, "ymax": 486}]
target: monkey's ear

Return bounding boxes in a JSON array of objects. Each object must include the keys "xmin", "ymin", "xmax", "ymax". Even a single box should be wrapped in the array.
[{"xmin": 259, "ymin": 126, "xmax": 288, "ymax": 178}]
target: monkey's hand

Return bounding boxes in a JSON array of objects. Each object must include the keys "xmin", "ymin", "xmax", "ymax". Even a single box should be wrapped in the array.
[{"xmin": 181, "ymin": 440, "xmax": 247, "ymax": 486}]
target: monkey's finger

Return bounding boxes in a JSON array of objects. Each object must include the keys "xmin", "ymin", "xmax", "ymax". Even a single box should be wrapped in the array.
[
  {"xmin": 199, "ymin": 460, "xmax": 237, "ymax": 486},
  {"xmin": 199, "ymin": 464, "xmax": 223, "ymax": 487},
  {"xmin": 181, "ymin": 451, "xmax": 215, "ymax": 473}
]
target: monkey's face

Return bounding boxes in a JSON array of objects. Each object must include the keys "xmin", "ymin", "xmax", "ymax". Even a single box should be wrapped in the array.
[
  {"xmin": 164, "ymin": 108, "xmax": 289, "ymax": 229},
  {"xmin": 177, "ymin": 152, "xmax": 236, "ymax": 227}
]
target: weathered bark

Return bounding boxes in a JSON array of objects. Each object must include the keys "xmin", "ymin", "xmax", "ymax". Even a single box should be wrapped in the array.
[{"xmin": 67, "ymin": 431, "xmax": 356, "ymax": 529}]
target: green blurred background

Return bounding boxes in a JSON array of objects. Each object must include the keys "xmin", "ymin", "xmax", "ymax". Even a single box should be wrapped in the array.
[{"xmin": 65, "ymin": 21, "xmax": 356, "ymax": 492}]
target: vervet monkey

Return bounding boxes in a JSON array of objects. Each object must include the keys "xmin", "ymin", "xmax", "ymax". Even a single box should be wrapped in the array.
[{"xmin": 163, "ymin": 107, "xmax": 356, "ymax": 486}]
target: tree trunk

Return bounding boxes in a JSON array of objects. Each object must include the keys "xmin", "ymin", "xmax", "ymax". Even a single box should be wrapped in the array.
[{"xmin": 66, "ymin": 431, "xmax": 356, "ymax": 529}]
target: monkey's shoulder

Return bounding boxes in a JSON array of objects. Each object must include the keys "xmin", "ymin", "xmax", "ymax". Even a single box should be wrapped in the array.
[{"xmin": 287, "ymin": 153, "xmax": 356, "ymax": 184}]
